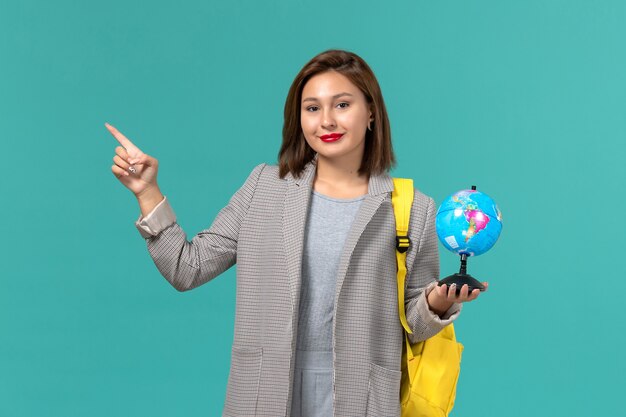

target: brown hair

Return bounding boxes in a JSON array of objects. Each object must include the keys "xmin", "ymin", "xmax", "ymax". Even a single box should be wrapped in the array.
[{"xmin": 278, "ymin": 49, "xmax": 396, "ymax": 179}]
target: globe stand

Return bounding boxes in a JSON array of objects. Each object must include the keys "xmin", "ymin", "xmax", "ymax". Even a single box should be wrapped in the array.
[{"xmin": 439, "ymin": 253, "xmax": 485, "ymax": 296}]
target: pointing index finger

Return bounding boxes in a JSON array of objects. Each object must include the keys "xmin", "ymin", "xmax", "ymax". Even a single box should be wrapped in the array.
[{"xmin": 105, "ymin": 123, "xmax": 139, "ymax": 153}]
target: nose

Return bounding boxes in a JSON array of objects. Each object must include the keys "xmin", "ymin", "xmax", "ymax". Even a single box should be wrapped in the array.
[{"xmin": 321, "ymin": 108, "xmax": 336, "ymax": 130}]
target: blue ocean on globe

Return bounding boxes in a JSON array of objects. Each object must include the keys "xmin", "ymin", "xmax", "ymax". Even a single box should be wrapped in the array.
[{"xmin": 435, "ymin": 189, "xmax": 503, "ymax": 257}]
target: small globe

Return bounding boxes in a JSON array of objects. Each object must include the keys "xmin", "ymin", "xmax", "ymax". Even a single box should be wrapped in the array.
[{"xmin": 436, "ymin": 189, "xmax": 503, "ymax": 257}]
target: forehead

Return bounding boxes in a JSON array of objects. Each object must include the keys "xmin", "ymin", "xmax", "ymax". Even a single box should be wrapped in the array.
[{"xmin": 301, "ymin": 71, "xmax": 364, "ymax": 100}]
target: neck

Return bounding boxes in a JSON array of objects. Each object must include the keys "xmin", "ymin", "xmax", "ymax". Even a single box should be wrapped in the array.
[{"xmin": 314, "ymin": 153, "xmax": 368, "ymax": 186}]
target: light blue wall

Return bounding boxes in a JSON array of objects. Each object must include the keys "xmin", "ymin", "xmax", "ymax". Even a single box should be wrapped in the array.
[{"xmin": 1, "ymin": 1, "xmax": 624, "ymax": 416}]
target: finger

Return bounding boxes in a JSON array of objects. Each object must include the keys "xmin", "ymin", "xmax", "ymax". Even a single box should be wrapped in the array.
[
  {"xmin": 468, "ymin": 289, "xmax": 481, "ymax": 301},
  {"xmin": 437, "ymin": 284, "xmax": 447, "ymax": 298},
  {"xmin": 459, "ymin": 284, "xmax": 470, "ymax": 299},
  {"xmin": 113, "ymin": 155, "xmax": 135, "ymax": 173},
  {"xmin": 115, "ymin": 146, "xmax": 130, "ymax": 162},
  {"xmin": 113, "ymin": 143, "xmax": 144, "ymax": 174},
  {"xmin": 121, "ymin": 150, "xmax": 146, "ymax": 171},
  {"xmin": 482, "ymin": 282, "xmax": 489, "ymax": 291},
  {"xmin": 105, "ymin": 123, "xmax": 140, "ymax": 153},
  {"xmin": 447, "ymin": 284, "xmax": 457, "ymax": 301},
  {"xmin": 111, "ymin": 164, "xmax": 130, "ymax": 178}
]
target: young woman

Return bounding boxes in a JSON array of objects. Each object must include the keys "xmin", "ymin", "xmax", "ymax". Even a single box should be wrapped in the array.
[{"xmin": 107, "ymin": 49, "xmax": 486, "ymax": 417}]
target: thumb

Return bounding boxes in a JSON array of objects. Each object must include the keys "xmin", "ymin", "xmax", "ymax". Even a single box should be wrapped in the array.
[{"xmin": 129, "ymin": 154, "xmax": 153, "ymax": 166}]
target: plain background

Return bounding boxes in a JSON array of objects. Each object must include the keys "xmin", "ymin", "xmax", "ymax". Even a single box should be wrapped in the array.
[{"xmin": 1, "ymin": 1, "xmax": 624, "ymax": 416}]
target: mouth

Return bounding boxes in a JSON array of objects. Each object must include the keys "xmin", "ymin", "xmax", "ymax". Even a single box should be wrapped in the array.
[{"xmin": 320, "ymin": 133, "xmax": 344, "ymax": 143}]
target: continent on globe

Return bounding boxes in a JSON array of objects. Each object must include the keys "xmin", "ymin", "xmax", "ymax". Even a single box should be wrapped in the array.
[{"xmin": 464, "ymin": 206, "xmax": 490, "ymax": 242}]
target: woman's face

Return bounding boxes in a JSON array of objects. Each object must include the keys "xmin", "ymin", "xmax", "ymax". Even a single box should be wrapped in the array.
[{"xmin": 300, "ymin": 70, "xmax": 372, "ymax": 166}]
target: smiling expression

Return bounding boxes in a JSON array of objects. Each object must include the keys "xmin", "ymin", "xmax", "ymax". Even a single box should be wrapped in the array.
[{"xmin": 300, "ymin": 70, "xmax": 373, "ymax": 165}]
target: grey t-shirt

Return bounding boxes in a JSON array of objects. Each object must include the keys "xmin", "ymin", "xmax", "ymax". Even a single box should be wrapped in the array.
[{"xmin": 296, "ymin": 190, "xmax": 366, "ymax": 352}]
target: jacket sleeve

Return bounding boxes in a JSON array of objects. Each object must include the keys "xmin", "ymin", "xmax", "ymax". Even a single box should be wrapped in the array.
[
  {"xmin": 134, "ymin": 163, "xmax": 266, "ymax": 292},
  {"xmin": 404, "ymin": 194, "xmax": 462, "ymax": 344}
]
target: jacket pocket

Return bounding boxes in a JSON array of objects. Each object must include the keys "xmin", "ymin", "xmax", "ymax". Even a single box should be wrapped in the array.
[
  {"xmin": 223, "ymin": 346, "xmax": 263, "ymax": 417},
  {"xmin": 366, "ymin": 362, "xmax": 402, "ymax": 417}
]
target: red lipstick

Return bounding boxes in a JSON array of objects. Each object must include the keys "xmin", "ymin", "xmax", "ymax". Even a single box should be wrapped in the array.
[{"xmin": 320, "ymin": 133, "xmax": 344, "ymax": 143}]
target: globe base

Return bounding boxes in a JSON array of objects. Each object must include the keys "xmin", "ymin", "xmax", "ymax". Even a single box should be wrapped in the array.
[{"xmin": 438, "ymin": 273, "xmax": 485, "ymax": 295}]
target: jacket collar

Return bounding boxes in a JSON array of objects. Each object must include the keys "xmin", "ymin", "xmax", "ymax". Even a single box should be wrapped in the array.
[{"xmin": 282, "ymin": 153, "xmax": 396, "ymax": 316}]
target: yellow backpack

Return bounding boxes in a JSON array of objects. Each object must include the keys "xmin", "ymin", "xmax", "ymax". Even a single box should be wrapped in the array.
[{"xmin": 391, "ymin": 178, "xmax": 464, "ymax": 417}]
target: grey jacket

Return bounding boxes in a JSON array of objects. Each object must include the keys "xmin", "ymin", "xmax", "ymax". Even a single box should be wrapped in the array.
[{"xmin": 135, "ymin": 159, "xmax": 461, "ymax": 417}]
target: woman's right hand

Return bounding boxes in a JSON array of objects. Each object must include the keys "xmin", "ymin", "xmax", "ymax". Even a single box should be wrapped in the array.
[{"xmin": 106, "ymin": 123, "xmax": 159, "ymax": 197}]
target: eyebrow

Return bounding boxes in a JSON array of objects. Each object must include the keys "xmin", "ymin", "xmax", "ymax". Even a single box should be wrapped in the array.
[{"xmin": 302, "ymin": 92, "xmax": 354, "ymax": 103}]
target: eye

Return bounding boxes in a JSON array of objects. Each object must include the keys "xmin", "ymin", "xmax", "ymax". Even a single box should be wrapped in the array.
[
  {"xmin": 337, "ymin": 102, "xmax": 350, "ymax": 109},
  {"xmin": 305, "ymin": 106, "xmax": 319, "ymax": 112}
]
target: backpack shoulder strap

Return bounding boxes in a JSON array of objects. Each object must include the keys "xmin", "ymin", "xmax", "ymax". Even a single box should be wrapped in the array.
[{"xmin": 391, "ymin": 178, "xmax": 414, "ymax": 334}]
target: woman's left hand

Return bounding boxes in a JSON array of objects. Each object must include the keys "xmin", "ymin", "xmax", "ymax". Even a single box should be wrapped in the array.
[
  {"xmin": 435, "ymin": 282, "xmax": 488, "ymax": 303},
  {"xmin": 427, "ymin": 282, "xmax": 488, "ymax": 316}
]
